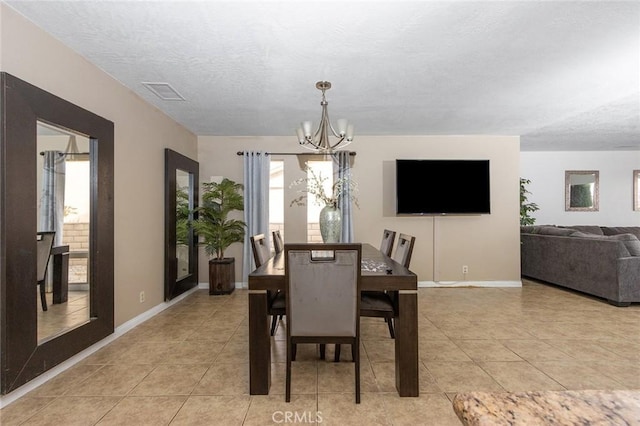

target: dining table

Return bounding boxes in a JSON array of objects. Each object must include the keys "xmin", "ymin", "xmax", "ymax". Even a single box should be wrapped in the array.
[{"xmin": 248, "ymin": 243, "xmax": 419, "ymax": 397}]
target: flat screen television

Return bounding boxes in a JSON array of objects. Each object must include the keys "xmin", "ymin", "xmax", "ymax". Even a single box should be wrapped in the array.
[{"xmin": 396, "ymin": 159, "xmax": 491, "ymax": 215}]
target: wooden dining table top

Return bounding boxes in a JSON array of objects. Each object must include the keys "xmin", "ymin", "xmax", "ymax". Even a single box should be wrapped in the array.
[{"xmin": 248, "ymin": 243, "xmax": 417, "ymax": 292}]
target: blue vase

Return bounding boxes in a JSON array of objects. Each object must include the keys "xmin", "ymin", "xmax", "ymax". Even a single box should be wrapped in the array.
[{"xmin": 319, "ymin": 205, "xmax": 341, "ymax": 243}]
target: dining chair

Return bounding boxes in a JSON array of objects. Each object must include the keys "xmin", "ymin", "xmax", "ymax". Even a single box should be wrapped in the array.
[
  {"xmin": 353, "ymin": 233, "xmax": 416, "ymax": 354},
  {"xmin": 36, "ymin": 231, "xmax": 55, "ymax": 311},
  {"xmin": 285, "ymin": 243, "xmax": 362, "ymax": 403},
  {"xmin": 250, "ymin": 233, "xmax": 271, "ymax": 268},
  {"xmin": 272, "ymin": 230, "xmax": 284, "ymax": 254},
  {"xmin": 250, "ymin": 233, "xmax": 285, "ymax": 336},
  {"xmin": 392, "ymin": 233, "xmax": 416, "ymax": 269},
  {"xmin": 379, "ymin": 229, "xmax": 396, "ymax": 257},
  {"xmin": 357, "ymin": 229, "xmax": 397, "ymax": 342}
]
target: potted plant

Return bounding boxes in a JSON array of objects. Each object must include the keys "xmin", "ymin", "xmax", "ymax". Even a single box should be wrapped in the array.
[
  {"xmin": 192, "ymin": 178, "xmax": 246, "ymax": 295},
  {"xmin": 520, "ymin": 178, "xmax": 539, "ymax": 226}
]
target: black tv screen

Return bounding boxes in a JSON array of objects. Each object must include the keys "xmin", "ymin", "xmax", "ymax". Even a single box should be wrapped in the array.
[{"xmin": 396, "ymin": 159, "xmax": 491, "ymax": 215}]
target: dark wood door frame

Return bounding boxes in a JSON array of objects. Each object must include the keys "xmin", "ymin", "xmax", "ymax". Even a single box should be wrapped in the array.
[{"xmin": 0, "ymin": 73, "xmax": 114, "ymax": 394}]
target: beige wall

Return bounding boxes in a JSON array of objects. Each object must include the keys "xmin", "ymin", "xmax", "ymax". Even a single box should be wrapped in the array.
[
  {"xmin": 1, "ymin": 5, "xmax": 198, "ymax": 326},
  {"xmin": 0, "ymin": 4, "xmax": 521, "ymax": 328},
  {"xmin": 198, "ymin": 135, "xmax": 521, "ymax": 284}
]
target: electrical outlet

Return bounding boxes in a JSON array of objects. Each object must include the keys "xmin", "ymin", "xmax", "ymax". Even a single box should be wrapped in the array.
[
  {"xmin": 139, "ymin": 291, "xmax": 145, "ymax": 303},
  {"xmin": 462, "ymin": 265, "xmax": 469, "ymax": 274}
]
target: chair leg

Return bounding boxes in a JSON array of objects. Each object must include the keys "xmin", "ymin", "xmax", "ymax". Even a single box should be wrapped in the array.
[
  {"xmin": 270, "ymin": 315, "xmax": 278, "ymax": 336},
  {"xmin": 319, "ymin": 344, "xmax": 326, "ymax": 360},
  {"xmin": 387, "ymin": 317, "xmax": 395, "ymax": 339},
  {"xmin": 354, "ymin": 338, "xmax": 360, "ymax": 404},
  {"xmin": 39, "ymin": 283, "xmax": 48, "ymax": 311},
  {"xmin": 286, "ymin": 339, "xmax": 292, "ymax": 402},
  {"xmin": 334, "ymin": 344, "xmax": 341, "ymax": 362}
]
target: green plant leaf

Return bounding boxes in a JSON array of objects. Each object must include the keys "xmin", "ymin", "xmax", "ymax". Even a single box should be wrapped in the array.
[
  {"xmin": 520, "ymin": 177, "xmax": 540, "ymax": 226},
  {"xmin": 192, "ymin": 178, "xmax": 246, "ymax": 259}
]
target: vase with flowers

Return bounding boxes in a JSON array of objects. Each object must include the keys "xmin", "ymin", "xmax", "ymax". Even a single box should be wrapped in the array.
[{"xmin": 290, "ymin": 166, "xmax": 358, "ymax": 243}]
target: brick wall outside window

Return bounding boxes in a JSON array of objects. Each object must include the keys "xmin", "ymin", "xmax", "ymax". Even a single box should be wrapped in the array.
[{"xmin": 62, "ymin": 222, "xmax": 89, "ymax": 283}]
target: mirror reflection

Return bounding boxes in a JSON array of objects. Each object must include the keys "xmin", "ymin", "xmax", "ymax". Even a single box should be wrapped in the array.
[
  {"xmin": 634, "ymin": 170, "xmax": 640, "ymax": 212},
  {"xmin": 176, "ymin": 169, "xmax": 191, "ymax": 280},
  {"xmin": 164, "ymin": 149, "xmax": 198, "ymax": 300},
  {"xmin": 565, "ymin": 170, "xmax": 599, "ymax": 211},
  {"xmin": 36, "ymin": 121, "xmax": 91, "ymax": 343}
]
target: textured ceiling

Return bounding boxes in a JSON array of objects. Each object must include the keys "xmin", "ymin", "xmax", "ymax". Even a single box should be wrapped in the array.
[{"xmin": 4, "ymin": 0, "xmax": 640, "ymax": 151}]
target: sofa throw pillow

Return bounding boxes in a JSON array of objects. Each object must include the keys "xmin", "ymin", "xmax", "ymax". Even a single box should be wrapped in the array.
[
  {"xmin": 607, "ymin": 233, "xmax": 640, "ymax": 257},
  {"xmin": 535, "ymin": 226, "xmax": 576, "ymax": 236},
  {"xmin": 570, "ymin": 231, "xmax": 607, "ymax": 239},
  {"xmin": 601, "ymin": 227, "xmax": 640, "ymax": 239},
  {"xmin": 564, "ymin": 225, "xmax": 604, "ymax": 235}
]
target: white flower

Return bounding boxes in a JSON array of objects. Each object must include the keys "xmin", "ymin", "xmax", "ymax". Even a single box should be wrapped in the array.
[{"xmin": 289, "ymin": 167, "xmax": 358, "ymax": 208}]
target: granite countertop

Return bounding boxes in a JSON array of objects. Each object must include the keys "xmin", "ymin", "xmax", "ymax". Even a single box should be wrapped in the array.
[{"xmin": 452, "ymin": 389, "xmax": 640, "ymax": 426}]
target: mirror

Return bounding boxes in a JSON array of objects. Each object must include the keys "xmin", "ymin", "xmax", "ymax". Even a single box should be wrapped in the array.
[
  {"xmin": 176, "ymin": 170, "xmax": 191, "ymax": 280},
  {"xmin": 634, "ymin": 170, "xmax": 640, "ymax": 211},
  {"xmin": 0, "ymin": 72, "xmax": 114, "ymax": 395},
  {"xmin": 565, "ymin": 170, "xmax": 599, "ymax": 211},
  {"xmin": 165, "ymin": 149, "xmax": 199, "ymax": 300},
  {"xmin": 36, "ymin": 122, "xmax": 91, "ymax": 343}
]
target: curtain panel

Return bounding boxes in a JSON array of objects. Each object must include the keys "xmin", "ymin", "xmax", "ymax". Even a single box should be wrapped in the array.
[
  {"xmin": 242, "ymin": 151, "xmax": 270, "ymax": 283},
  {"xmin": 334, "ymin": 151, "xmax": 354, "ymax": 243},
  {"xmin": 39, "ymin": 150, "xmax": 66, "ymax": 246}
]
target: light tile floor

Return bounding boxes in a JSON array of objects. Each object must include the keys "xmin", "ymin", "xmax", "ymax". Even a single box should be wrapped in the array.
[
  {"xmin": 2, "ymin": 279, "xmax": 639, "ymax": 425},
  {"xmin": 38, "ymin": 290, "xmax": 90, "ymax": 342}
]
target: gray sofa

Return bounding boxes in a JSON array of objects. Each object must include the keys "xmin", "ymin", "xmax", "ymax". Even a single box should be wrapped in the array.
[{"xmin": 520, "ymin": 225, "xmax": 640, "ymax": 306}]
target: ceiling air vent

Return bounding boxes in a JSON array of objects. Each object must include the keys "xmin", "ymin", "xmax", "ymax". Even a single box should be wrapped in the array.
[{"xmin": 142, "ymin": 82, "xmax": 185, "ymax": 101}]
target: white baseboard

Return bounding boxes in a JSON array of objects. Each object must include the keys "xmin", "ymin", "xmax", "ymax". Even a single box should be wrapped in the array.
[
  {"xmin": 0, "ymin": 286, "xmax": 200, "ymax": 409},
  {"xmin": 200, "ymin": 281, "xmax": 522, "ymax": 290},
  {"xmin": 419, "ymin": 280, "xmax": 522, "ymax": 288}
]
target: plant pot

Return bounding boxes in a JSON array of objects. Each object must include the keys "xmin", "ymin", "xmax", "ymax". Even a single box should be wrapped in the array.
[{"xmin": 209, "ymin": 257, "xmax": 235, "ymax": 295}]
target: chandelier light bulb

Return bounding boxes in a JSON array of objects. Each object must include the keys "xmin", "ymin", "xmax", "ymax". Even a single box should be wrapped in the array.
[
  {"xmin": 346, "ymin": 124, "xmax": 355, "ymax": 141},
  {"xmin": 302, "ymin": 121, "xmax": 313, "ymax": 138},
  {"xmin": 337, "ymin": 119, "xmax": 348, "ymax": 136}
]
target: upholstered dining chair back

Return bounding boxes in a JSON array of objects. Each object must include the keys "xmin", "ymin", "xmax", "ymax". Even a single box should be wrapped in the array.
[
  {"xmin": 36, "ymin": 231, "xmax": 55, "ymax": 311},
  {"xmin": 286, "ymin": 244, "xmax": 361, "ymax": 337},
  {"xmin": 379, "ymin": 229, "xmax": 396, "ymax": 257},
  {"xmin": 272, "ymin": 230, "xmax": 284, "ymax": 254},
  {"xmin": 392, "ymin": 233, "xmax": 416, "ymax": 269},
  {"xmin": 250, "ymin": 233, "xmax": 271, "ymax": 268},
  {"xmin": 284, "ymin": 243, "xmax": 362, "ymax": 403}
]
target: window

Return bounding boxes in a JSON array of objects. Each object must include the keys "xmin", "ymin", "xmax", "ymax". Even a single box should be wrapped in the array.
[
  {"xmin": 63, "ymin": 159, "xmax": 90, "ymax": 284},
  {"xmin": 269, "ymin": 160, "xmax": 284, "ymax": 241},
  {"xmin": 268, "ymin": 159, "xmax": 335, "ymax": 244}
]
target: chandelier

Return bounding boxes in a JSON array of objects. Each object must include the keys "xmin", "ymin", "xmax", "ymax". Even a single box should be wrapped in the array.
[{"xmin": 296, "ymin": 81, "xmax": 354, "ymax": 152}]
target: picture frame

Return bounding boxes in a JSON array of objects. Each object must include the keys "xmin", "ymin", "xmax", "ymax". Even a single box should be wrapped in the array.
[
  {"xmin": 565, "ymin": 170, "xmax": 599, "ymax": 212},
  {"xmin": 634, "ymin": 170, "xmax": 640, "ymax": 211}
]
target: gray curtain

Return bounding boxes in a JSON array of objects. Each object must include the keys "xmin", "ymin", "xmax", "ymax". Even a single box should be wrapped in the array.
[
  {"xmin": 334, "ymin": 151, "xmax": 354, "ymax": 243},
  {"xmin": 40, "ymin": 150, "xmax": 66, "ymax": 246},
  {"xmin": 243, "ymin": 151, "xmax": 270, "ymax": 283}
]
